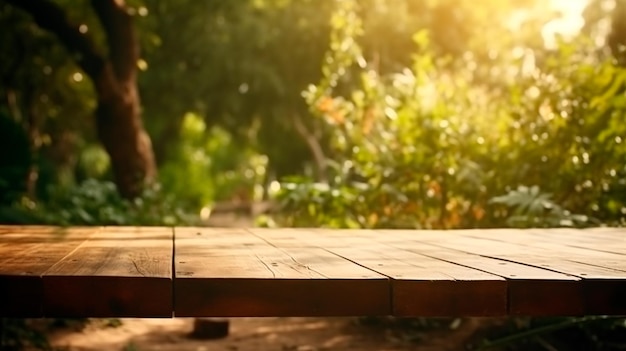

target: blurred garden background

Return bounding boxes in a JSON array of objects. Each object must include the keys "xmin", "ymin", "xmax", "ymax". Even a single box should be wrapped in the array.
[
  {"xmin": 1, "ymin": 0, "xmax": 625, "ymax": 229},
  {"xmin": 1, "ymin": 0, "xmax": 626, "ymax": 349}
]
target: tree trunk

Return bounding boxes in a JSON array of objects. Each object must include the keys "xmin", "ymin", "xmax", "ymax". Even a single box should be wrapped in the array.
[
  {"xmin": 94, "ymin": 65, "xmax": 156, "ymax": 199},
  {"xmin": 6, "ymin": 0, "xmax": 157, "ymax": 199}
]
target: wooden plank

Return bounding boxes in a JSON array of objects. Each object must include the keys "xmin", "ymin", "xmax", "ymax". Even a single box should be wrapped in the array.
[
  {"xmin": 325, "ymin": 246, "xmax": 506, "ymax": 316},
  {"xmin": 453, "ymin": 229, "xmax": 626, "ymax": 314},
  {"xmin": 250, "ymin": 228, "xmax": 506, "ymax": 316},
  {"xmin": 460, "ymin": 229, "xmax": 626, "ymax": 270},
  {"xmin": 537, "ymin": 228, "xmax": 626, "ymax": 256},
  {"xmin": 482, "ymin": 228, "xmax": 626, "ymax": 256},
  {"xmin": 175, "ymin": 227, "xmax": 389, "ymax": 317},
  {"xmin": 372, "ymin": 230, "xmax": 584, "ymax": 316},
  {"xmin": 2, "ymin": 226, "xmax": 625, "ymax": 318},
  {"xmin": 302, "ymin": 228, "xmax": 626, "ymax": 316},
  {"xmin": 252, "ymin": 228, "xmax": 596, "ymax": 315},
  {"xmin": 0, "ymin": 225, "xmax": 61, "ymax": 233},
  {"xmin": 0, "ymin": 226, "xmax": 94, "ymax": 317},
  {"xmin": 42, "ymin": 226, "xmax": 173, "ymax": 318}
]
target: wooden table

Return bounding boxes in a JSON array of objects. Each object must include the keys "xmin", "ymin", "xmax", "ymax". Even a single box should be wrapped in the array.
[{"xmin": 0, "ymin": 226, "xmax": 624, "ymax": 318}]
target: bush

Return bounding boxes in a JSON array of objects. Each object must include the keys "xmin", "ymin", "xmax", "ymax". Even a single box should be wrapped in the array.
[
  {"xmin": 271, "ymin": 2, "xmax": 626, "ymax": 229},
  {"xmin": 0, "ymin": 112, "xmax": 31, "ymax": 207},
  {"xmin": 159, "ymin": 113, "xmax": 269, "ymax": 212},
  {"xmin": 0, "ymin": 179, "xmax": 197, "ymax": 226}
]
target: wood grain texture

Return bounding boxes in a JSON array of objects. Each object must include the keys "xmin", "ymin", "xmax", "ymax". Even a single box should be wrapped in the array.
[
  {"xmin": 175, "ymin": 227, "xmax": 389, "ymax": 317},
  {"xmin": 375, "ymin": 230, "xmax": 586, "ymax": 315},
  {"xmin": 326, "ymin": 246, "xmax": 507, "ymax": 316},
  {"xmin": 42, "ymin": 226, "xmax": 173, "ymax": 317},
  {"xmin": 0, "ymin": 227, "xmax": 95, "ymax": 317},
  {"xmin": 456, "ymin": 229, "xmax": 626, "ymax": 315},
  {"xmin": 248, "ymin": 229, "xmax": 507, "ymax": 316},
  {"xmin": 2, "ymin": 226, "xmax": 626, "ymax": 317}
]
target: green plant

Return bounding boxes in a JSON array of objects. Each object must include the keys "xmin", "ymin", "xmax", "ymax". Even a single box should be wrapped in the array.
[
  {"xmin": 159, "ymin": 113, "xmax": 269, "ymax": 212},
  {"xmin": 270, "ymin": 1, "xmax": 626, "ymax": 230},
  {"xmin": 0, "ymin": 112, "xmax": 31, "ymax": 206},
  {"xmin": 490, "ymin": 185, "xmax": 595, "ymax": 228},
  {"xmin": 0, "ymin": 179, "xmax": 197, "ymax": 226}
]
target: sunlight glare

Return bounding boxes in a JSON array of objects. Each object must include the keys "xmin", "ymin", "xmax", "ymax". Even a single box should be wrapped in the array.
[{"xmin": 543, "ymin": 0, "xmax": 589, "ymax": 48}]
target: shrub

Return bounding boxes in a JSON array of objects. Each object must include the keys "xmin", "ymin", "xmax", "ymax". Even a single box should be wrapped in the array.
[{"xmin": 271, "ymin": 2, "xmax": 626, "ymax": 229}]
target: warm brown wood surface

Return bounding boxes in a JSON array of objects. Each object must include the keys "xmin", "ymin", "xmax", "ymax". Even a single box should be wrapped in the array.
[
  {"xmin": 1, "ymin": 226, "xmax": 625, "ymax": 317},
  {"xmin": 42, "ymin": 226, "xmax": 173, "ymax": 317},
  {"xmin": 174, "ymin": 228, "xmax": 388, "ymax": 317},
  {"xmin": 0, "ymin": 226, "xmax": 172, "ymax": 317},
  {"xmin": 0, "ymin": 226, "xmax": 94, "ymax": 317}
]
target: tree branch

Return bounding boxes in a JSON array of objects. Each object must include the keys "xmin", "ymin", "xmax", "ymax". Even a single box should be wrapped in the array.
[
  {"xmin": 4, "ymin": 0, "xmax": 105, "ymax": 80},
  {"xmin": 90, "ymin": 0, "xmax": 138, "ymax": 81},
  {"xmin": 292, "ymin": 114, "xmax": 328, "ymax": 182}
]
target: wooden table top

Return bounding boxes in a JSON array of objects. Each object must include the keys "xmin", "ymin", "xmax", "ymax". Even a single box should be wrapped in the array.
[{"xmin": 1, "ymin": 225, "xmax": 624, "ymax": 318}]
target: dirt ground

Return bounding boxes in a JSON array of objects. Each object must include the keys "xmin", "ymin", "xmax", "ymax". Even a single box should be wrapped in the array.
[{"xmin": 47, "ymin": 317, "xmax": 497, "ymax": 351}]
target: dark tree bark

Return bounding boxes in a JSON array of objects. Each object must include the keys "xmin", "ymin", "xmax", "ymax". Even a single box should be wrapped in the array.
[{"xmin": 5, "ymin": 0, "xmax": 157, "ymax": 199}]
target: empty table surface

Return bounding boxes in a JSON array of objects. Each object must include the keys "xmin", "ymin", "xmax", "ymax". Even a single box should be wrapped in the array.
[{"xmin": 0, "ymin": 226, "xmax": 624, "ymax": 317}]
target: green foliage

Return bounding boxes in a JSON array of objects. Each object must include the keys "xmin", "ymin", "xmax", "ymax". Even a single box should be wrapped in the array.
[
  {"xmin": 2, "ymin": 1, "xmax": 626, "ymax": 350},
  {"xmin": 0, "ymin": 0, "xmax": 99, "ymax": 206},
  {"xmin": 9, "ymin": 0, "xmax": 617, "ymax": 226},
  {"xmin": 272, "ymin": 1, "xmax": 626, "ymax": 230},
  {"xmin": 0, "ymin": 112, "xmax": 31, "ymax": 206},
  {"xmin": 159, "ymin": 113, "xmax": 269, "ymax": 210},
  {"xmin": 76, "ymin": 144, "xmax": 110, "ymax": 181},
  {"xmin": 275, "ymin": 4, "xmax": 495, "ymax": 228},
  {"xmin": 139, "ymin": 0, "xmax": 334, "ymax": 176},
  {"xmin": 490, "ymin": 185, "xmax": 593, "ymax": 228},
  {"xmin": 139, "ymin": 0, "xmax": 517, "ymax": 179},
  {"xmin": 0, "ymin": 180, "xmax": 195, "ymax": 226}
]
